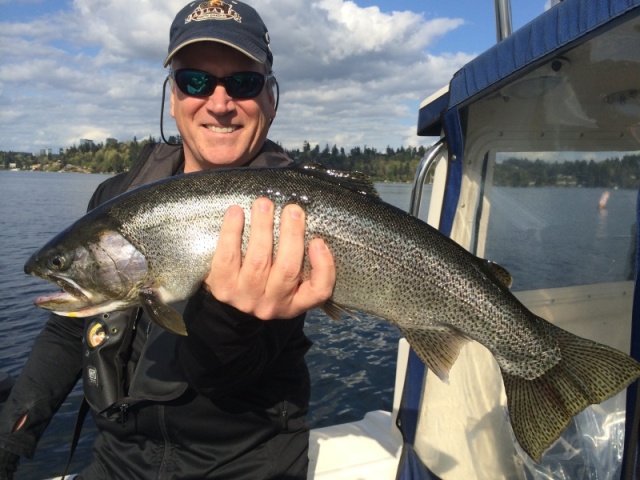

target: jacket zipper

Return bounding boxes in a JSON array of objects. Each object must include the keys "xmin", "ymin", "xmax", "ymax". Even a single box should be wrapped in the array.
[
  {"xmin": 280, "ymin": 401, "xmax": 288, "ymax": 431},
  {"xmin": 119, "ymin": 403, "xmax": 129, "ymax": 427},
  {"xmin": 157, "ymin": 404, "xmax": 171, "ymax": 480}
]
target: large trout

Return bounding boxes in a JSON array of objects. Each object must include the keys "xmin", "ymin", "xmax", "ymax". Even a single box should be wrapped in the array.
[{"xmin": 24, "ymin": 164, "xmax": 640, "ymax": 462}]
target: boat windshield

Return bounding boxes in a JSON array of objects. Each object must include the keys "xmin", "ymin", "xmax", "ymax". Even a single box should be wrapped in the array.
[{"xmin": 478, "ymin": 150, "xmax": 638, "ymax": 292}]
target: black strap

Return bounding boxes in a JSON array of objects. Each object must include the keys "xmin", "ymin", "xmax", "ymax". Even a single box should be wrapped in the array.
[
  {"xmin": 623, "ymin": 379, "xmax": 640, "ymax": 480},
  {"xmin": 622, "ymin": 190, "xmax": 640, "ymax": 480},
  {"xmin": 62, "ymin": 397, "xmax": 90, "ymax": 480}
]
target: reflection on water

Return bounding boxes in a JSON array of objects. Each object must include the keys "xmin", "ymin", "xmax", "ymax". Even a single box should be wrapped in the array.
[{"xmin": 305, "ymin": 312, "xmax": 400, "ymax": 428}]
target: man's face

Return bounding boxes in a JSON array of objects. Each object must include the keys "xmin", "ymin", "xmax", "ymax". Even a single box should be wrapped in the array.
[{"xmin": 170, "ymin": 42, "xmax": 276, "ymax": 172}]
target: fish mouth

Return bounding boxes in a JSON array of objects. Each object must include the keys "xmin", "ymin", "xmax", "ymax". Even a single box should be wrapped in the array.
[
  {"xmin": 34, "ymin": 274, "xmax": 137, "ymax": 318},
  {"xmin": 34, "ymin": 275, "xmax": 92, "ymax": 312},
  {"xmin": 50, "ymin": 275, "xmax": 90, "ymax": 302}
]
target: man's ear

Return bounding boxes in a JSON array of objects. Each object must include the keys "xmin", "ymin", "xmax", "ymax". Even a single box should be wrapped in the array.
[
  {"xmin": 268, "ymin": 76, "xmax": 279, "ymax": 115},
  {"xmin": 169, "ymin": 81, "xmax": 177, "ymax": 119}
]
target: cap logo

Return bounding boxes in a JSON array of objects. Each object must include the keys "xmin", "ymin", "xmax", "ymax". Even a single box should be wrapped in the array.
[{"xmin": 185, "ymin": 1, "xmax": 241, "ymax": 24}]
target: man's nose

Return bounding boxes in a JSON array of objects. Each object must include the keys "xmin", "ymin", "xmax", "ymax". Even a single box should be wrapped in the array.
[{"xmin": 206, "ymin": 84, "xmax": 235, "ymax": 113}]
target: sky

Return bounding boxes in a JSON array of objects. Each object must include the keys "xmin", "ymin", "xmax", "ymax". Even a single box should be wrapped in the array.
[{"xmin": 0, "ymin": 0, "xmax": 553, "ymax": 154}]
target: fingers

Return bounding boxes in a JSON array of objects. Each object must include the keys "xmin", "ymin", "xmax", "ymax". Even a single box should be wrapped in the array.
[
  {"xmin": 288, "ymin": 237, "xmax": 336, "ymax": 314},
  {"xmin": 269, "ymin": 204, "xmax": 306, "ymax": 294},
  {"xmin": 240, "ymin": 198, "xmax": 275, "ymax": 297},
  {"xmin": 306, "ymin": 238, "xmax": 336, "ymax": 300},
  {"xmin": 205, "ymin": 204, "xmax": 244, "ymax": 298},
  {"xmin": 207, "ymin": 198, "xmax": 336, "ymax": 320}
]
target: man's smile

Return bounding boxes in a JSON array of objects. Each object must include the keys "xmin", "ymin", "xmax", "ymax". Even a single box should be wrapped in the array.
[{"xmin": 206, "ymin": 125, "xmax": 238, "ymax": 133}]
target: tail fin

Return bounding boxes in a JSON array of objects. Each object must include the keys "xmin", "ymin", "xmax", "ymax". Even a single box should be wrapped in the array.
[{"xmin": 503, "ymin": 323, "xmax": 640, "ymax": 462}]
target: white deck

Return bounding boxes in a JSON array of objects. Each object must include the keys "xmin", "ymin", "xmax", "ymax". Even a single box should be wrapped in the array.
[
  {"xmin": 309, "ymin": 410, "xmax": 402, "ymax": 479},
  {"xmin": 307, "ymin": 338, "xmax": 409, "ymax": 478}
]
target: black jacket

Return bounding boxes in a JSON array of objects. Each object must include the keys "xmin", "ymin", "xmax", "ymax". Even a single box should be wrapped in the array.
[{"xmin": 0, "ymin": 141, "xmax": 313, "ymax": 479}]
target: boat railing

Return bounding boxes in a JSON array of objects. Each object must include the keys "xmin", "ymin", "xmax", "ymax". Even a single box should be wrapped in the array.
[{"xmin": 409, "ymin": 139, "xmax": 446, "ymax": 218}]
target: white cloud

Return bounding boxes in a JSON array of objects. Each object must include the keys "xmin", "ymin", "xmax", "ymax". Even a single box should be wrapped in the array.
[{"xmin": 0, "ymin": 0, "xmax": 471, "ymax": 153}]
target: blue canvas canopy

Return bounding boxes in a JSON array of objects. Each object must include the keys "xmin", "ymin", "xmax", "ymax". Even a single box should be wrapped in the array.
[{"xmin": 418, "ymin": 0, "xmax": 640, "ymax": 138}]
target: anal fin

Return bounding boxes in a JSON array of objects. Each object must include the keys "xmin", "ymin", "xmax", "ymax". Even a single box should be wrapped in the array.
[
  {"xmin": 399, "ymin": 325, "xmax": 470, "ymax": 383},
  {"xmin": 139, "ymin": 289, "xmax": 188, "ymax": 336}
]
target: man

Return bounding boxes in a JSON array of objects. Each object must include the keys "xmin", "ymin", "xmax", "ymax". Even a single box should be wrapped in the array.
[{"xmin": 0, "ymin": 1, "xmax": 336, "ymax": 478}]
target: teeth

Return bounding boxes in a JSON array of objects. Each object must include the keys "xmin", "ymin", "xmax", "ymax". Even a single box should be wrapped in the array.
[{"xmin": 207, "ymin": 125, "xmax": 236, "ymax": 133}]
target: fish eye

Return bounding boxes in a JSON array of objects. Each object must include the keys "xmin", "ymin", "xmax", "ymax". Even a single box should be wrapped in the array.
[{"xmin": 49, "ymin": 255, "xmax": 67, "ymax": 271}]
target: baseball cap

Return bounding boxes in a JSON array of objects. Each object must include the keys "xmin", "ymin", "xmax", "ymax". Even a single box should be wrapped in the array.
[{"xmin": 164, "ymin": 1, "xmax": 273, "ymax": 68}]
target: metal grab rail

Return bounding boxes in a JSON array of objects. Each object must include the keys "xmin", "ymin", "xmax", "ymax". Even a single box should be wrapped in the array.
[{"xmin": 408, "ymin": 139, "xmax": 446, "ymax": 217}]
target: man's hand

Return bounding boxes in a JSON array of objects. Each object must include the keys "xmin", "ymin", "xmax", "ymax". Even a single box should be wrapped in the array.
[{"xmin": 204, "ymin": 198, "xmax": 336, "ymax": 319}]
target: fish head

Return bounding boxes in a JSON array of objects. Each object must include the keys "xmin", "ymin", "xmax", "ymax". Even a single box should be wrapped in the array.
[{"xmin": 24, "ymin": 219, "xmax": 149, "ymax": 317}]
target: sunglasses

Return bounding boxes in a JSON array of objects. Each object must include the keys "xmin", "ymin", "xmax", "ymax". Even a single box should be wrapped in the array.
[{"xmin": 171, "ymin": 69, "xmax": 273, "ymax": 99}]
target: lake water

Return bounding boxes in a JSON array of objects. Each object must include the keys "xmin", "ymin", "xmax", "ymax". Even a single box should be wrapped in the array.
[{"xmin": 0, "ymin": 171, "xmax": 636, "ymax": 478}]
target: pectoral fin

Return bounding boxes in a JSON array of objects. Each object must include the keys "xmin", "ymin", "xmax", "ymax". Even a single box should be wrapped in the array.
[
  {"xmin": 321, "ymin": 299, "xmax": 361, "ymax": 321},
  {"xmin": 139, "ymin": 289, "xmax": 188, "ymax": 336}
]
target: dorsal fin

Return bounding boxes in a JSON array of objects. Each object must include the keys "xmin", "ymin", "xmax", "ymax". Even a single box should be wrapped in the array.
[
  {"xmin": 484, "ymin": 260, "xmax": 513, "ymax": 289},
  {"xmin": 295, "ymin": 161, "xmax": 380, "ymax": 199}
]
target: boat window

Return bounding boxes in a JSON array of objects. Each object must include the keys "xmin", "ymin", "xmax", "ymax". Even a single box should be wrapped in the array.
[{"xmin": 480, "ymin": 150, "xmax": 638, "ymax": 291}]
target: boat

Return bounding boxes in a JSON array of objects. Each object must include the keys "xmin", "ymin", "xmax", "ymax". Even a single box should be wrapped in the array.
[
  {"xmin": 4, "ymin": 0, "xmax": 640, "ymax": 478},
  {"xmin": 308, "ymin": 0, "xmax": 640, "ymax": 478}
]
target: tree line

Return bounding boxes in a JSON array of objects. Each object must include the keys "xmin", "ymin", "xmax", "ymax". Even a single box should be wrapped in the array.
[
  {"xmin": 0, "ymin": 137, "xmax": 430, "ymax": 183},
  {"xmin": 1, "ymin": 137, "xmax": 150, "ymax": 175},
  {"xmin": 495, "ymin": 156, "xmax": 640, "ymax": 189},
  {"xmin": 1, "ymin": 138, "xmax": 639, "ymax": 188}
]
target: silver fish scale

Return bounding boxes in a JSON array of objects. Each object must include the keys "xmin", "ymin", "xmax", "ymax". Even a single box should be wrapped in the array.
[
  {"xmin": 105, "ymin": 167, "xmax": 561, "ymax": 379},
  {"xmin": 107, "ymin": 178, "xmax": 251, "ymax": 302}
]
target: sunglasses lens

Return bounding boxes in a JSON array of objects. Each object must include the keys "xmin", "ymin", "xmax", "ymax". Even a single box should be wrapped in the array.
[
  {"xmin": 174, "ymin": 70, "xmax": 214, "ymax": 97},
  {"xmin": 173, "ymin": 70, "xmax": 267, "ymax": 99},
  {"xmin": 224, "ymin": 73, "xmax": 265, "ymax": 98}
]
